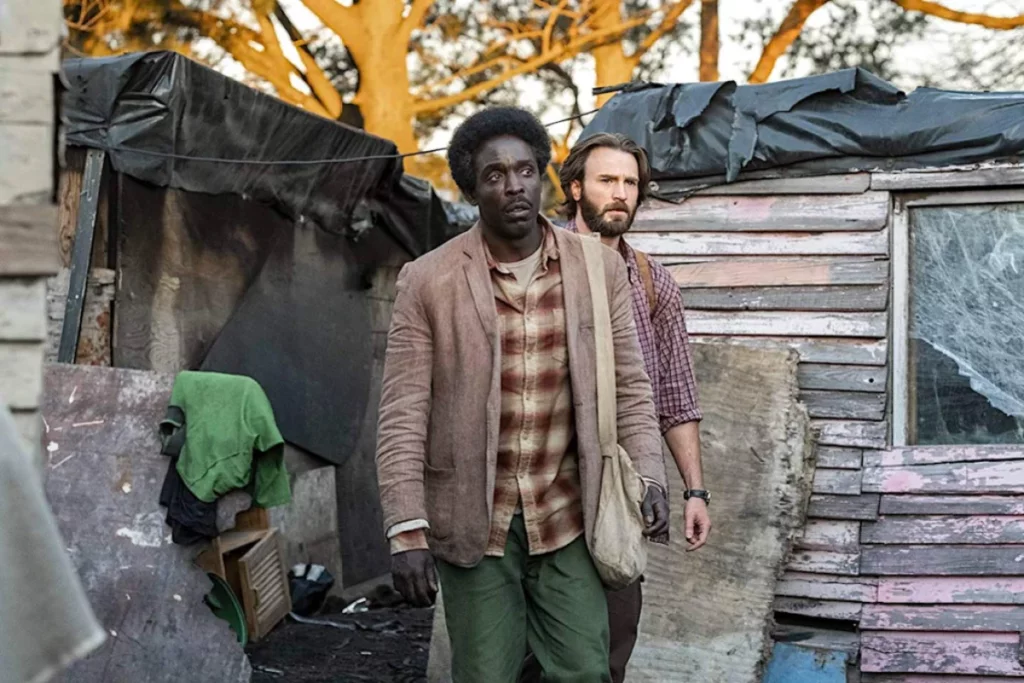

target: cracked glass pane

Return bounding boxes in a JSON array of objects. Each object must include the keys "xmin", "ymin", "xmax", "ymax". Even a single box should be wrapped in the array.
[{"xmin": 909, "ymin": 202, "xmax": 1024, "ymax": 445}]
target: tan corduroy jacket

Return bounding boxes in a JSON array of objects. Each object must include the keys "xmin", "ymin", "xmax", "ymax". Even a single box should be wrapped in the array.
[{"xmin": 375, "ymin": 219, "xmax": 666, "ymax": 567}]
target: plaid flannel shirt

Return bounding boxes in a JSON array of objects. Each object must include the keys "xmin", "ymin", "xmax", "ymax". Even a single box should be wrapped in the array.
[
  {"xmin": 566, "ymin": 220, "xmax": 702, "ymax": 431},
  {"xmin": 484, "ymin": 226, "xmax": 584, "ymax": 556}
]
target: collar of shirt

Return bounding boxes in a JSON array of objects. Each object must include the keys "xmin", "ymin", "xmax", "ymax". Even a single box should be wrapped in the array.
[
  {"xmin": 482, "ymin": 219, "xmax": 560, "ymax": 276},
  {"xmin": 563, "ymin": 218, "xmax": 640, "ymax": 286}
]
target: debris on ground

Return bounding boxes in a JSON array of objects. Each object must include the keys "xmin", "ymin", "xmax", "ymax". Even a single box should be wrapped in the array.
[{"xmin": 247, "ymin": 605, "xmax": 433, "ymax": 683}]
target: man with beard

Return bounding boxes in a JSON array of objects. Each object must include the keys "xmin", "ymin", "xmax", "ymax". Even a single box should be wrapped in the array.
[
  {"xmin": 524, "ymin": 132, "xmax": 712, "ymax": 683},
  {"xmin": 375, "ymin": 108, "xmax": 670, "ymax": 683}
]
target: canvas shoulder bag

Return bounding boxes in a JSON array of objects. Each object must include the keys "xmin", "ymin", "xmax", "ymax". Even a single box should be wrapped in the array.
[{"xmin": 579, "ymin": 235, "xmax": 648, "ymax": 590}]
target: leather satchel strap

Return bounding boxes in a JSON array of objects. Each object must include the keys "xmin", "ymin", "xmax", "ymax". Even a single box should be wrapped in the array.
[
  {"xmin": 579, "ymin": 235, "xmax": 617, "ymax": 453},
  {"xmin": 635, "ymin": 249, "xmax": 657, "ymax": 317}
]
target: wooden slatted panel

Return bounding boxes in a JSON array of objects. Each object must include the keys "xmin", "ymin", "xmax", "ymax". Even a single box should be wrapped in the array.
[
  {"xmin": 0, "ymin": 279, "xmax": 46, "ymax": 341},
  {"xmin": 776, "ymin": 572, "xmax": 877, "ymax": 602},
  {"xmin": 813, "ymin": 420, "xmax": 888, "ymax": 449},
  {"xmin": 862, "ymin": 516, "xmax": 1024, "ymax": 545},
  {"xmin": 682, "ymin": 285, "xmax": 887, "ymax": 311},
  {"xmin": 687, "ymin": 311, "xmax": 886, "ymax": 337},
  {"xmin": 0, "ymin": 342, "xmax": 44, "ymax": 409},
  {"xmin": 812, "ymin": 469, "xmax": 863, "ymax": 496},
  {"xmin": 871, "ymin": 166, "xmax": 1024, "ymax": 190},
  {"xmin": 787, "ymin": 549, "xmax": 860, "ymax": 575},
  {"xmin": 796, "ymin": 520, "xmax": 861, "ymax": 551},
  {"xmin": 862, "ymin": 605, "xmax": 1024, "ymax": 631},
  {"xmin": 864, "ymin": 446, "xmax": 1024, "ymax": 467},
  {"xmin": 693, "ymin": 337, "xmax": 887, "ymax": 366},
  {"xmin": 863, "ymin": 460, "xmax": 1024, "ymax": 494},
  {"xmin": 799, "ymin": 364, "xmax": 886, "ymax": 393},
  {"xmin": 774, "ymin": 597, "xmax": 863, "ymax": 621},
  {"xmin": 694, "ymin": 173, "xmax": 871, "ymax": 196},
  {"xmin": 816, "ymin": 447, "xmax": 864, "ymax": 470},
  {"xmin": 801, "ymin": 391, "xmax": 886, "ymax": 420},
  {"xmin": 0, "ymin": 125, "xmax": 51, "ymax": 204},
  {"xmin": 0, "ymin": 204, "xmax": 59, "ymax": 276},
  {"xmin": 880, "ymin": 495, "xmax": 1024, "ymax": 516},
  {"xmin": 862, "ymin": 675, "xmax": 1024, "ymax": 683},
  {"xmin": 239, "ymin": 529, "xmax": 291, "ymax": 642},
  {"xmin": 630, "ymin": 229, "xmax": 888, "ymax": 256},
  {"xmin": 876, "ymin": 577, "xmax": 1024, "ymax": 604},
  {"xmin": 669, "ymin": 257, "xmax": 888, "ymax": 288},
  {"xmin": 634, "ymin": 193, "xmax": 890, "ymax": 232},
  {"xmin": 808, "ymin": 494, "xmax": 880, "ymax": 521},
  {"xmin": 861, "ymin": 545, "xmax": 1024, "ymax": 576},
  {"xmin": 861, "ymin": 632, "xmax": 1024, "ymax": 676}
]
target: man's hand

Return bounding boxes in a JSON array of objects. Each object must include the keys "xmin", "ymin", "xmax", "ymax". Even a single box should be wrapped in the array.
[
  {"xmin": 641, "ymin": 486, "xmax": 670, "ymax": 539},
  {"xmin": 391, "ymin": 549, "xmax": 438, "ymax": 607},
  {"xmin": 684, "ymin": 498, "xmax": 711, "ymax": 551}
]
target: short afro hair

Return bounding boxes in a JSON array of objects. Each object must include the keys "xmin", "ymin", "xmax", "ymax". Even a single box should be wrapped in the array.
[{"xmin": 447, "ymin": 107, "xmax": 551, "ymax": 198}]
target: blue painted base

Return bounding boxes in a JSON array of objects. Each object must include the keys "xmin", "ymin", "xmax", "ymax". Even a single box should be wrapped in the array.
[{"xmin": 763, "ymin": 642, "xmax": 849, "ymax": 683}]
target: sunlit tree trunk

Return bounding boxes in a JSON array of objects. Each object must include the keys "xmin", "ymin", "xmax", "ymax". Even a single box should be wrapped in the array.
[{"xmin": 699, "ymin": 0, "xmax": 719, "ymax": 81}]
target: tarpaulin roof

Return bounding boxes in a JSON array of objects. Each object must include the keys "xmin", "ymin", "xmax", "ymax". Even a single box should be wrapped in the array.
[
  {"xmin": 62, "ymin": 51, "xmax": 448, "ymax": 256},
  {"xmin": 582, "ymin": 68, "xmax": 1024, "ymax": 196}
]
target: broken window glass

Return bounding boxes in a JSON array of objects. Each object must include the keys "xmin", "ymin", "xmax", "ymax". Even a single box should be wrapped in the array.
[{"xmin": 908, "ymin": 202, "xmax": 1024, "ymax": 445}]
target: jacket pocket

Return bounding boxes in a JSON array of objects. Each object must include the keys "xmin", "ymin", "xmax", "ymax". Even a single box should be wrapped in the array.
[{"xmin": 424, "ymin": 464, "xmax": 456, "ymax": 540}]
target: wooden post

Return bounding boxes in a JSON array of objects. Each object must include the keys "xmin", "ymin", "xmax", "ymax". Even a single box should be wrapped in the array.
[{"xmin": 58, "ymin": 148, "xmax": 105, "ymax": 364}]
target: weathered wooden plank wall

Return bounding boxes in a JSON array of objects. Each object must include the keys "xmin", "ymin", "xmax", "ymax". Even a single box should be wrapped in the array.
[
  {"xmin": 638, "ymin": 186, "xmax": 891, "ymax": 627},
  {"xmin": 857, "ymin": 445, "xmax": 1024, "ymax": 678},
  {"xmin": 0, "ymin": 8, "xmax": 60, "ymax": 461}
]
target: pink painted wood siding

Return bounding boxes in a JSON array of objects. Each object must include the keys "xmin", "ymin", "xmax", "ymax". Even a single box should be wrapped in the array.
[
  {"xmin": 876, "ymin": 577, "xmax": 1024, "ymax": 604},
  {"xmin": 861, "ymin": 632, "xmax": 1024, "ymax": 676}
]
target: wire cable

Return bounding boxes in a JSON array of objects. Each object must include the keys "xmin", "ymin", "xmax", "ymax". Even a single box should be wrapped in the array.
[{"xmin": 81, "ymin": 108, "xmax": 600, "ymax": 167}]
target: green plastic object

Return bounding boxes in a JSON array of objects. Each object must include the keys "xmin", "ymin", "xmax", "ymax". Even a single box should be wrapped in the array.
[{"xmin": 204, "ymin": 572, "xmax": 248, "ymax": 646}]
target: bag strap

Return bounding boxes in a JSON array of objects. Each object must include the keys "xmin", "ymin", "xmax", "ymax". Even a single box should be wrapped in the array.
[
  {"xmin": 579, "ymin": 235, "xmax": 618, "ymax": 454},
  {"xmin": 635, "ymin": 249, "xmax": 657, "ymax": 318}
]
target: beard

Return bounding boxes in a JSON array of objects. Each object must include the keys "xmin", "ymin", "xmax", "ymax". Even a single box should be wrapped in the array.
[{"xmin": 578, "ymin": 192, "xmax": 636, "ymax": 238}]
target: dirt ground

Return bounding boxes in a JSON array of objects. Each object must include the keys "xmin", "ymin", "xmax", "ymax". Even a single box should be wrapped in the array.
[{"xmin": 247, "ymin": 604, "xmax": 433, "ymax": 683}]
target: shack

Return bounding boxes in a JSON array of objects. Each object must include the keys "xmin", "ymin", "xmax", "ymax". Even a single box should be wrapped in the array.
[
  {"xmin": 53, "ymin": 51, "xmax": 461, "ymax": 588},
  {"xmin": 584, "ymin": 68, "xmax": 1024, "ymax": 680}
]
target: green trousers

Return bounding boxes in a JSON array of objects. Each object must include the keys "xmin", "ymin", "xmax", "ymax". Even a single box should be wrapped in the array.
[{"xmin": 436, "ymin": 516, "xmax": 610, "ymax": 683}]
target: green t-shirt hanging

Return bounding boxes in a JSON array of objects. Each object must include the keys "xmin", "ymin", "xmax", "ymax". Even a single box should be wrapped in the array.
[{"xmin": 167, "ymin": 371, "xmax": 290, "ymax": 507}]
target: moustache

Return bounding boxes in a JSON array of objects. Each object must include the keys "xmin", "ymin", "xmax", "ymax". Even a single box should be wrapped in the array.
[{"xmin": 602, "ymin": 202, "xmax": 632, "ymax": 216}]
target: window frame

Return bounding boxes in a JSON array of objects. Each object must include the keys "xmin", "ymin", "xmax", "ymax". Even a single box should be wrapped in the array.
[{"xmin": 891, "ymin": 188, "xmax": 1024, "ymax": 447}]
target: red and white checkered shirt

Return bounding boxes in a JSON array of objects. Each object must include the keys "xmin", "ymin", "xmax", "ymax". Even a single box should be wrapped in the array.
[
  {"xmin": 566, "ymin": 220, "xmax": 702, "ymax": 431},
  {"xmin": 484, "ymin": 225, "xmax": 584, "ymax": 557}
]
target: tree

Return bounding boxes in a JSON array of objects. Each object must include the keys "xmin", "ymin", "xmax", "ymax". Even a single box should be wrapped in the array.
[
  {"xmin": 64, "ymin": 0, "xmax": 1024, "ymax": 167},
  {"xmin": 747, "ymin": 0, "xmax": 1024, "ymax": 85}
]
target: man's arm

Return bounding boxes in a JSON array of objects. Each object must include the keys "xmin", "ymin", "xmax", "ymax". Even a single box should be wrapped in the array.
[
  {"xmin": 376, "ymin": 263, "xmax": 433, "ymax": 532},
  {"xmin": 606, "ymin": 251, "xmax": 667, "ymax": 490},
  {"xmin": 376, "ymin": 264, "xmax": 438, "ymax": 604},
  {"xmin": 651, "ymin": 261, "xmax": 710, "ymax": 550},
  {"xmin": 665, "ymin": 422, "xmax": 710, "ymax": 550}
]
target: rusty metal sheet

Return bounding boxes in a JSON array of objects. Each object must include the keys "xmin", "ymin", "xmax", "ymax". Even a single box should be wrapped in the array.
[{"xmin": 42, "ymin": 364, "xmax": 251, "ymax": 683}]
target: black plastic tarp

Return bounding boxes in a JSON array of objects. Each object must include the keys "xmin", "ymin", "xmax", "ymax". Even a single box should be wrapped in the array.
[
  {"xmin": 62, "ymin": 52, "xmax": 465, "ymax": 466},
  {"xmin": 583, "ymin": 68, "xmax": 1024, "ymax": 196},
  {"xmin": 62, "ymin": 51, "xmax": 450, "ymax": 255}
]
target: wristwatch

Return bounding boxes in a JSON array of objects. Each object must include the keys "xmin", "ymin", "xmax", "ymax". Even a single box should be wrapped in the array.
[{"xmin": 683, "ymin": 489, "xmax": 711, "ymax": 504}]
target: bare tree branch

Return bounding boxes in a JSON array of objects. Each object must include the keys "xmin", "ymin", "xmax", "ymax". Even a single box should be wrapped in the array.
[
  {"xmin": 274, "ymin": 5, "xmax": 343, "ymax": 118},
  {"xmin": 298, "ymin": 0, "xmax": 358, "ymax": 48},
  {"xmin": 891, "ymin": 0, "xmax": 1024, "ymax": 29},
  {"xmin": 413, "ymin": 11, "xmax": 652, "ymax": 114},
  {"xmin": 542, "ymin": 0, "xmax": 573, "ymax": 53},
  {"xmin": 631, "ymin": 0, "xmax": 695, "ymax": 64},
  {"xmin": 402, "ymin": 0, "xmax": 436, "ymax": 36},
  {"xmin": 749, "ymin": 0, "xmax": 831, "ymax": 83}
]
